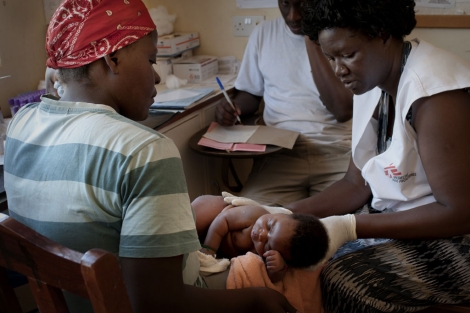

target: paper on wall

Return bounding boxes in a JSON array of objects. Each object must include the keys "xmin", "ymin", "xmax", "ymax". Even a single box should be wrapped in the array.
[
  {"xmin": 415, "ymin": 0, "xmax": 456, "ymax": 8},
  {"xmin": 236, "ymin": 0, "xmax": 277, "ymax": 8}
]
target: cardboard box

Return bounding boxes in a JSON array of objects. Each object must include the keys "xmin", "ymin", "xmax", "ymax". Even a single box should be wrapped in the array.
[
  {"xmin": 172, "ymin": 55, "xmax": 218, "ymax": 83},
  {"xmin": 157, "ymin": 32, "xmax": 200, "ymax": 56}
]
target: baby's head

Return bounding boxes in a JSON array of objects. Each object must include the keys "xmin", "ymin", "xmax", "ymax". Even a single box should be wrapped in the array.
[
  {"xmin": 288, "ymin": 214, "xmax": 329, "ymax": 268},
  {"xmin": 251, "ymin": 213, "xmax": 328, "ymax": 268}
]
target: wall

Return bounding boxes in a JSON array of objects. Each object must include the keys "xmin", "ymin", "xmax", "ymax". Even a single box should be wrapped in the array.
[
  {"xmin": 408, "ymin": 28, "xmax": 470, "ymax": 61},
  {"xmin": 143, "ymin": 0, "xmax": 280, "ymax": 60},
  {"xmin": 144, "ymin": 0, "xmax": 470, "ymax": 62},
  {"xmin": 0, "ymin": 0, "xmax": 48, "ymax": 118},
  {"xmin": 0, "ymin": 0, "xmax": 469, "ymax": 119}
]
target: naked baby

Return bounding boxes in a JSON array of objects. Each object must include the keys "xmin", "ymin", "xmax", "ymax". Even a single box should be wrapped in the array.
[{"xmin": 193, "ymin": 195, "xmax": 329, "ymax": 283}]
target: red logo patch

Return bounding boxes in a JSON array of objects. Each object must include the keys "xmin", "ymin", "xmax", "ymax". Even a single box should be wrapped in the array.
[{"xmin": 384, "ymin": 164, "xmax": 402, "ymax": 178}]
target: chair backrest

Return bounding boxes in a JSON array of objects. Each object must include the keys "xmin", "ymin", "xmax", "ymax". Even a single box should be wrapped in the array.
[{"xmin": 0, "ymin": 213, "xmax": 133, "ymax": 313}]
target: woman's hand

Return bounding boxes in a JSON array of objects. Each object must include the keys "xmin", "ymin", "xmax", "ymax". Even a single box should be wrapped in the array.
[{"xmin": 222, "ymin": 191, "xmax": 292, "ymax": 214}]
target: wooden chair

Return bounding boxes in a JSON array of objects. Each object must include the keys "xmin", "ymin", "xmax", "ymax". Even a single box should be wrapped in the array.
[{"xmin": 0, "ymin": 213, "xmax": 133, "ymax": 313}]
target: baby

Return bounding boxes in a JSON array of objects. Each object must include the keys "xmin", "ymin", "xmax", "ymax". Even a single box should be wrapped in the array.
[{"xmin": 192, "ymin": 195, "xmax": 329, "ymax": 283}]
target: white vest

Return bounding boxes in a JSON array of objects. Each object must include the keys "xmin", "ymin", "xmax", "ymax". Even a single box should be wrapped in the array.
[{"xmin": 352, "ymin": 39, "xmax": 470, "ymax": 212}]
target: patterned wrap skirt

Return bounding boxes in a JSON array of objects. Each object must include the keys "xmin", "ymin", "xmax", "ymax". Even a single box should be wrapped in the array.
[{"xmin": 322, "ymin": 206, "xmax": 470, "ymax": 313}]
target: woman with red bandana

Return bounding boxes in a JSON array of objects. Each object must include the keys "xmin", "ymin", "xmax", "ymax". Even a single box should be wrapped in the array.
[{"xmin": 3, "ymin": 1, "xmax": 296, "ymax": 312}]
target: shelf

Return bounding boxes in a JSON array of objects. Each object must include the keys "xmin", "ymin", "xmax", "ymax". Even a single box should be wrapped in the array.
[{"xmin": 416, "ymin": 15, "xmax": 470, "ymax": 28}]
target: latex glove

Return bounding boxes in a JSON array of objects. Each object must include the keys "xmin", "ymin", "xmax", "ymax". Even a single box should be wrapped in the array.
[
  {"xmin": 221, "ymin": 192, "xmax": 292, "ymax": 215},
  {"xmin": 222, "ymin": 191, "xmax": 258, "ymax": 206},
  {"xmin": 307, "ymin": 214, "xmax": 357, "ymax": 271}
]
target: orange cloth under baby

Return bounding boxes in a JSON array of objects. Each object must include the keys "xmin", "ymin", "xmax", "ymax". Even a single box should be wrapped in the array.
[{"xmin": 226, "ymin": 252, "xmax": 324, "ymax": 313}]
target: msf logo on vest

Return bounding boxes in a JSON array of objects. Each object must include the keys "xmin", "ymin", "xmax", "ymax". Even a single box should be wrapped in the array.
[{"xmin": 384, "ymin": 163, "xmax": 416, "ymax": 183}]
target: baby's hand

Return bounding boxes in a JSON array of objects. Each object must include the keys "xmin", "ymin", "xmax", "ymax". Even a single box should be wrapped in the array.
[{"xmin": 263, "ymin": 250, "xmax": 286, "ymax": 272}]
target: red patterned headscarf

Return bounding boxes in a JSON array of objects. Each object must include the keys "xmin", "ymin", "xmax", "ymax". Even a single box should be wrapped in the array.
[{"xmin": 46, "ymin": 0, "xmax": 156, "ymax": 69}]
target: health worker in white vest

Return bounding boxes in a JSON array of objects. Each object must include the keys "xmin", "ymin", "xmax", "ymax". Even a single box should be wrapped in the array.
[{"xmin": 226, "ymin": 0, "xmax": 470, "ymax": 311}]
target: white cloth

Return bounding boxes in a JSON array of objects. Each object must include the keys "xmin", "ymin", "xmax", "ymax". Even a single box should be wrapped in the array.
[
  {"xmin": 235, "ymin": 17, "xmax": 351, "ymax": 148},
  {"xmin": 352, "ymin": 39, "xmax": 470, "ymax": 212},
  {"xmin": 198, "ymin": 251, "xmax": 230, "ymax": 273}
]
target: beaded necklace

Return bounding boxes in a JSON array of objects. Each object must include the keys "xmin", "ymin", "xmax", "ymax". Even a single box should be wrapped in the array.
[{"xmin": 376, "ymin": 41, "xmax": 412, "ymax": 155}]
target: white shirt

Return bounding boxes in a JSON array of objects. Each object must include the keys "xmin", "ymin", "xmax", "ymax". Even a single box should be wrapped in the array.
[{"xmin": 235, "ymin": 17, "xmax": 352, "ymax": 148}]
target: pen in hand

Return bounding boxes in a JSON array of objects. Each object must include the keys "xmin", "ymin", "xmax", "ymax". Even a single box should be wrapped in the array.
[{"xmin": 216, "ymin": 76, "xmax": 242, "ymax": 125}]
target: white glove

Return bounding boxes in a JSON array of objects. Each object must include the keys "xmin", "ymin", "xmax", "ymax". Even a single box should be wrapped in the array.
[
  {"xmin": 222, "ymin": 191, "xmax": 258, "ymax": 206},
  {"xmin": 307, "ymin": 214, "xmax": 357, "ymax": 271},
  {"xmin": 221, "ymin": 191, "xmax": 292, "ymax": 215}
]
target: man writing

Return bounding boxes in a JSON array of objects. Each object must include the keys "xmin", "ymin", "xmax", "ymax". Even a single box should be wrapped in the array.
[{"xmin": 216, "ymin": 0, "xmax": 353, "ymax": 206}]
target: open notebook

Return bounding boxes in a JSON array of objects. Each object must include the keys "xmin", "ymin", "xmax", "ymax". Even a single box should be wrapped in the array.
[
  {"xmin": 198, "ymin": 122, "xmax": 300, "ymax": 152},
  {"xmin": 198, "ymin": 122, "xmax": 266, "ymax": 152},
  {"xmin": 198, "ymin": 137, "xmax": 266, "ymax": 152}
]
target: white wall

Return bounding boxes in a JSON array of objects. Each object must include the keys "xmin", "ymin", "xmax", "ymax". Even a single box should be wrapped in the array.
[
  {"xmin": 408, "ymin": 28, "xmax": 470, "ymax": 61},
  {"xmin": 144, "ymin": 0, "xmax": 470, "ymax": 62},
  {"xmin": 0, "ymin": 0, "xmax": 48, "ymax": 118},
  {"xmin": 143, "ymin": 0, "xmax": 280, "ymax": 60}
]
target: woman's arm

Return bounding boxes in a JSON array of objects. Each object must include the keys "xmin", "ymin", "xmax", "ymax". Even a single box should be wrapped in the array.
[
  {"xmin": 286, "ymin": 157, "xmax": 372, "ymax": 217},
  {"xmin": 121, "ymin": 255, "xmax": 297, "ymax": 313},
  {"xmin": 305, "ymin": 37, "xmax": 353, "ymax": 122},
  {"xmin": 356, "ymin": 89, "xmax": 470, "ymax": 239}
]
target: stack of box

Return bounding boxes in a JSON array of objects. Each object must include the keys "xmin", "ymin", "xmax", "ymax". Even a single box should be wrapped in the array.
[
  {"xmin": 172, "ymin": 55, "xmax": 218, "ymax": 84},
  {"xmin": 157, "ymin": 32, "xmax": 200, "ymax": 57},
  {"xmin": 154, "ymin": 31, "xmax": 219, "ymax": 84}
]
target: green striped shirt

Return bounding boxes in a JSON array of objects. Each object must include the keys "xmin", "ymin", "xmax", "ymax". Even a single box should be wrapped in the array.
[{"xmin": 5, "ymin": 96, "xmax": 201, "ymax": 279}]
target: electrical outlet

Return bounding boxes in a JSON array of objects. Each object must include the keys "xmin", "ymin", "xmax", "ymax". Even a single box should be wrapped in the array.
[{"xmin": 232, "ymin": 16, "xmax": 264, "ymax": 37}]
